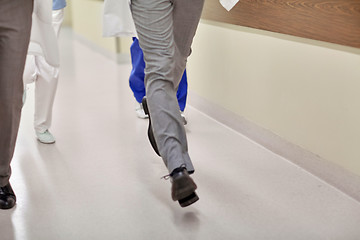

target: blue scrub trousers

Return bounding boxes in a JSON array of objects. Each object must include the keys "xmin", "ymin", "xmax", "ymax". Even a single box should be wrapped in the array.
[{"xmin": 129, "ymin": 37, "xmax": 187, "ymax": 111}]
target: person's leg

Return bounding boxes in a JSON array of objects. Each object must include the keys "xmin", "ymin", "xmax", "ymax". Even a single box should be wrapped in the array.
[
  {"xmin": 34, "ymin": 9, "xmax": 64, "ymax": 143},
  {"xmin": 132, "ymin": 0, "xmax": 203, "ymax": 207},
  {"xmin": 0, "ymin": 0, "xmax": 33, "ymax": 209},
  {"xmin": 34, "ymin": 56, "xmax": 58, "ymax": 136},
  {"xmin": 176, "ymin": 69, "xmax": 188, "ymax": 112},
  {"xmin": 130, "ymin": 37, "xmax": 187, "ymax": 119},
  {"xmin": 22, "ymin": 55, "xmax": 38, "ymax": 106},
  {"xmin": 172, "ymin": 0, "xmax": 204, "ymax": 86},
  {"xmin": 131, "ymin": 0, "xmax": 191, "ymax": 173},
  {"xmin": 51, "ymin": 9, "xmax": 64, "ymax": 37},
  {"xmin": 23, "ymin": 55, "xmax": 38, "ymax": 86},
  {"xmin": 130, "ymin": 37, "xmax": 187, "ymax": 109},
  {"xmin": 172, "ymin": 0, "xmax": 203, "ymax": 127},
  {"xmin": 129, "ymin": 37, "xmax": 146, "ymax": 104},
  {"xmin": 131, "ymin": 0, "xmax": 203, "ymax": 174},
  {"xmin": 129, "ymin": 37, "xmax": 149, "ymax": 118}
]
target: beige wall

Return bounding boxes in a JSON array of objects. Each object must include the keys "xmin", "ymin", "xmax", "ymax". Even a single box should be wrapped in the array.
[
  {"xmin": 62, "ymin": 0, "xmax": 72, "ymax": 27},
  {"xmin": 188, "ymin": 20, "xmax": 360, "ymax": 176}
]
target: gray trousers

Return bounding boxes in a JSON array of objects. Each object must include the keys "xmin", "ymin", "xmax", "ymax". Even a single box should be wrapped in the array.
[
  {"xmin": 0, "ymin": 0, "xmax": 33, "ymax": 187},
  {"xmin": 131, "ymin": 0, "xmax": 204, "ymax": 174}
]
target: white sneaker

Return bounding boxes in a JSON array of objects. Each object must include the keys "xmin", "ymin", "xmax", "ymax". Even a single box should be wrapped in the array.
[
  {"xmin": 135, "ymin": 102, "xmax": 149, "ymax": 119},
  {"xmin": 36, "ymin": 130, "xmax": 56, "ymax": 144},
  {"xmin": 181, "ymin": 111, "xmax": 187, "ymax": 125}
]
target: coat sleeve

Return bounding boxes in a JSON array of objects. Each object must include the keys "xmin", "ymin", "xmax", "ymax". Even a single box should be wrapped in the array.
[{"xmin": 103, "ymin": 0, "xmax": 137, "ymax": 38}]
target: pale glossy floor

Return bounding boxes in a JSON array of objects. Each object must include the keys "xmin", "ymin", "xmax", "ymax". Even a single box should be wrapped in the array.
[{"xmin": 1, "ymin": 28, "xmax": 360, "ymax": 240}]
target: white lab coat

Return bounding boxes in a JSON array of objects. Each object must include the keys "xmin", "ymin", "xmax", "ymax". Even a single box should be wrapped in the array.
[
  {"xmin": 102, "ymin": 0, "xmax": 137, "ymax": 37},
  {"xmin": 28, "ymin": 0, "xmax": 59, "ymax": 67},
  {"xmin": 23, "ymin": 0, "xmax": 64, "ymax": 134}
]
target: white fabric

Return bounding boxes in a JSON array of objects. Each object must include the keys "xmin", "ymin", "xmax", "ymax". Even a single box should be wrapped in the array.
[
  {"xmin": 28, "ymin": 0, "xmax": 60, "ymax": 67},
  {"xmin": 23, "ymin": 9, "xmax": 64, "ymax": 133},
  {"xmin": 102, "ymin": 0, "xmax": 137, "ymax": 37},
  {"xmin": 219, "ymin": 0, "xmax": 239, "ymax": 11},
  {"xmin": 23, "ymin": 55, "xmax": 58, "ymax": 133}
]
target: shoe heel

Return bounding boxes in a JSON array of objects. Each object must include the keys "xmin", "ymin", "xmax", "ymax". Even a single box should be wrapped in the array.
[
  {"xmin": 142, "ymin": 97, "xmax": 150, "ymax": 115},
  {"xmin": 142, "ymin": 97, "xmax": 160, "ymax": 156},
  {"xmin": 178, "ymin": 192, "xmax": 199, "ymax": 208}
]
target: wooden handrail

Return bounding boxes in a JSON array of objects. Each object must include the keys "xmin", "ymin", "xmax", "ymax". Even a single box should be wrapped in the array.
[{"xmin": 201, "ymin": 0, "xmax": 360, "ymax": 48}]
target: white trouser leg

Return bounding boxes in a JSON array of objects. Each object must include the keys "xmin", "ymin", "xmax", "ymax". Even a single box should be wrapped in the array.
[
  {"xmin": 23, "ymin": 55, "xmax": 38, "ymax": 106},
  {"xmin": 34, "ymin": 56, "xmax": 58, "ymax": 133},
  {"xmin": 52, "ymin": 9, "xmax": 64, "ymax": 37},
  {"xmin": 23, "ymin": 55, "xmax": 38, "ymax": 85},
  {"xmin": 34, "ymin": 9, "xmax": 64, "ymax": 133}
]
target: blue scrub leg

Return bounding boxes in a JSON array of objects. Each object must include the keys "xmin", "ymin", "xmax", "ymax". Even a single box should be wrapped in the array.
[{"xmin": 129, "ymin": 37, "xmax": 188, "ymax": 111}]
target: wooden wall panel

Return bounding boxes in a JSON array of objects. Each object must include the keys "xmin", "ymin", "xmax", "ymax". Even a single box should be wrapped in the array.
[{"xmin": 201, "ymin": 0, "xmax": 360, "ymax": 48}]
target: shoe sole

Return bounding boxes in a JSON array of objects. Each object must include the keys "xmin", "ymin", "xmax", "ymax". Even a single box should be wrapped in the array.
[
  {"xmin": 178, "ymin": 192, "xmax": 199, "ymax": 207},
  {"xmin": 0, "ymin": 199, "xmax": 16, "ymax": 209},
  {"xmin": 142, "ymin": 97, "xmax": 160, "ymax": 156},
  {"xmin": 37, "ymin": 139, "xmax": 56, "ymax": 144}
]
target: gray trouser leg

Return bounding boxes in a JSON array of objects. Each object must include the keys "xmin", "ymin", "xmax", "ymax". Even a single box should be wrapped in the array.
[
  {"xmin": 131, "ymin": 0, "xmax": 204, "ymax": 174},
  {"xmin": 0, "ymin": 0, "xmax": 33, "ymax": 187}
]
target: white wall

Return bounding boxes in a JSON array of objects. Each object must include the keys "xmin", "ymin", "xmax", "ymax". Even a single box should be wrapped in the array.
[{"xmin": 188, "ymin": 20, "xmax": 360, "ymax": 176}]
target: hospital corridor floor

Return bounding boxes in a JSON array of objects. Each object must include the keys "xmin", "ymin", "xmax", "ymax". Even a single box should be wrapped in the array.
[{"xmin": 1, "ymin": 28, "xmax": 360, "ymax": 240}]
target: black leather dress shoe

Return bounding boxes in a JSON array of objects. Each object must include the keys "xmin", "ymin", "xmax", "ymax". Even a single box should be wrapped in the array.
[
  {"xmin": 142, "ymin": 97, "xmax": 160, "ymax": 156},
  {"xmin": 170, "ymin": 167, "xmax": 199, "ymax": 207},
  {"xmin": 0, "ymin": 183, "xmax": 16, "ymax": 210}
]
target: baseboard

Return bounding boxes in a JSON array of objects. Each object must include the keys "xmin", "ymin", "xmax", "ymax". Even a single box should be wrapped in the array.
[{"xmin": 188, "ymin": 90, "xmax": 360, "ymax": 203}]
